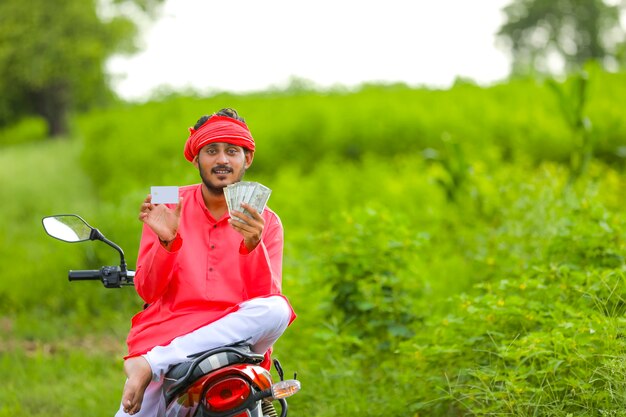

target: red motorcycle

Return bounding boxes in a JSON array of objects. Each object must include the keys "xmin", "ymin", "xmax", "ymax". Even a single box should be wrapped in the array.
[{"xmin": 42, "ymin": 214, "xmax": 300, "ymax": 417}]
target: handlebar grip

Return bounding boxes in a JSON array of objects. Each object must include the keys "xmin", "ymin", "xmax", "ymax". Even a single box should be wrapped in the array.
[{"xmin": 68, "ymin": 270, "xmax": 102, "ymax": 281}]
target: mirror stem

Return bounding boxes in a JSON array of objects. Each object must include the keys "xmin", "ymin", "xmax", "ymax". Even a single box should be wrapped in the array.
[{"xmin": 90, "ymin": 228, "xmax": 128, "ymax": 275}]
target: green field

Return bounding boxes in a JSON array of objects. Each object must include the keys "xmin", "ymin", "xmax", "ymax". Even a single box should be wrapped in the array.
[{"xmin": 1, "ymin": 69, "xmax": 626, "ymax": 416}]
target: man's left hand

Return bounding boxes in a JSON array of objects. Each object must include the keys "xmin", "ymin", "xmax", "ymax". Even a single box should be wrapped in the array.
[{"xmin": 229, "ymin": 203, "xmax": 264, "ymax": 252}]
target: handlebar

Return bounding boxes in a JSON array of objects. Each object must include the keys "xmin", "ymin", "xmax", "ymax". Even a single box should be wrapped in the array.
[
  {"xmin": 69, "ymin": 270, "xmax": 102, "ymax": 281},
  {"xmin": 68, "ymin": 266, "xmax": 134, "ymax": 288}
]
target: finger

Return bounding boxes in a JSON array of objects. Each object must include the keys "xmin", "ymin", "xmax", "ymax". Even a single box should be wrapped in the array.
[
  {"xmin": 231, "ymin": 222, "xmax": 262, "ymax": 243},
  {"xmin": 229, "ymin": 219, "xmax": 257, "ymax": 236},
  {"xmin": 239, "ymin": 203, "xmax": 261, "ymax": 219},
  {"xmin": 174, "ymin": 197, "xmax": 184, "ymax": 216},
  {"xmin": 233, "ymin": 206, "xmax": 261, "ymax": 222},
  {"xmin": 229, "ymin": 216, "xmax": 249, "ymax": 229},
  {"xmin": 231, "ymin": 213, "xmax": 258, "ymax": 230},
  {"xmin": 140, "ymin": 195, "xmax": 154, "ymax": 212},
  {"xmin": 229, "ymin": 209, "xmax": 246, "ymax": 220},
  {"xmin": 139, "ymin": 199, "xmax": 152, "ymax": 221}
]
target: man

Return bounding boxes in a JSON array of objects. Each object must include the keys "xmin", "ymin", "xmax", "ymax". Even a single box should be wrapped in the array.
[{"xmin": 116, "ymin": 108, "xmax": 296, "ymax": 416}]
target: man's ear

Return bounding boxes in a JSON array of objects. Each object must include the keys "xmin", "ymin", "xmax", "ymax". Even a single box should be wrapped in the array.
[
  {"xmin": 193, "ymin": 154, "xmax": 199, "ymax": 169},
  {"xmin": 244, "ymin": 150, "xmax": 254, "ymax": 169}
]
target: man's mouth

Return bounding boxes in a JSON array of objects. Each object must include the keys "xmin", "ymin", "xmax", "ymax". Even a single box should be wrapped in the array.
[{"xmin": 212, "ymin": 166, "xmax": 233, "ymax": 175}]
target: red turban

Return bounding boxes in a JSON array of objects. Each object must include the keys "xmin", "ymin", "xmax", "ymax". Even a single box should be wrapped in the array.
[{"xmin": 184, "ymin": 115, "xmax": 255, "ymax": 162}]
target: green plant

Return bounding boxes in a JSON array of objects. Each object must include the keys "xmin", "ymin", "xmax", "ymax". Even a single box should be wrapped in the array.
[
  {"xmin": 318, "ymin": 206, "xmax": 423, "ymax": 354},
  {"xmin": 547, "ymin": 71, "xmax": 594, "ymax": 182}
]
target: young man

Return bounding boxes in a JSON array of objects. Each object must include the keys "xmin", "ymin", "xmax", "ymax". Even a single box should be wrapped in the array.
[{"xmin": 116, "ymin": 108, "xmax": 296, "ymax": 416}]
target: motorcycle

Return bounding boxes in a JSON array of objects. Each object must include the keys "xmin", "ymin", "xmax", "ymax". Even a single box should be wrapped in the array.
[{"xmin": 42, "ymin": 214, "xmax": 300, "ymax": 417}]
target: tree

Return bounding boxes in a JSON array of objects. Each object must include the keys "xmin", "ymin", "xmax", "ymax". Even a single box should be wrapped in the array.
[
  {"xmin": 497, "ymin": 0, "xmax": 625, "ymax": 75},
  {"xmin": 0, "ymin": 0, "xmax": 163, "ymax": 137}
]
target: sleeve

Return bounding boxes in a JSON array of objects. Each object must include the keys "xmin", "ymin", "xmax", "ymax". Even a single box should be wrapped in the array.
[
  {"xmin": 238, "ymin": 211, "xmax": 284, "ymax": 299},
  {"xmin": 133, "ymin": 224, "xmax": 182, "ymax": 304}
]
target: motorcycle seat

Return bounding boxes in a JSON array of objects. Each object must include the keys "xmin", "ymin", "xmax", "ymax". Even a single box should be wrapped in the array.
[{"xmin": 163, "ymin": 342, "xmax": 265, "ymax": 403}]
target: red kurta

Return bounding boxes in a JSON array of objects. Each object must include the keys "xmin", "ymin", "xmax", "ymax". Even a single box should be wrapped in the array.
[{"xmin": 126, "ymin": 184, "xmax": 295, "ymax": 358}]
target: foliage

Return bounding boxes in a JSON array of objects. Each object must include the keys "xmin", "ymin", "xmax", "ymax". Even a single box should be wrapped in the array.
[
  {"xmin": 547, "ymin": 69, "xmax": 593, "ymax": 182},
  {"xmin": 74, "ymin": 71, "xmax": 626, "ymax": 205},
  {"xmin": 498, "ymin": 0, "xmax": 625, "ymax": 75},
  {"xmin": 0, "ymin": 117, "xmax": 47, "ymax": 146},
  {"xmin": 319, "ymin": 206, "xmax": 421, "ymax": 352},
  {"xmin": 0, "ymin": 0, "xmax": 163, "ymax": 137},
  {"xmin": 1, "ymin": 75, "xmax": 626, "ymax": 416},
  {"xmin": 402, "ymin": 178, "xmax": 626, "ymax": 415}
]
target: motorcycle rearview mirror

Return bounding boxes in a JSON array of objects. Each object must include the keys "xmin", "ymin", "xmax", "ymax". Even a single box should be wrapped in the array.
[
  {"xmin": 42, "ymin": 214, "xmax": 130, "ymax": 278},
  {"xmin": 42, "ymin": 215, "xmax": 95, "ymax": 242}
]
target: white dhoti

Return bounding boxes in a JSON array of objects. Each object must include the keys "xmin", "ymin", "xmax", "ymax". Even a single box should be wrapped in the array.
[{"xmin": 114, "ymin": 295, "xmax": 292, "ymax": 417}]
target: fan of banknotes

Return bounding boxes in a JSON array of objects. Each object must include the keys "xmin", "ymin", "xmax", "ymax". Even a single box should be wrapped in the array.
[{"xmin": 224, "ymin": 181, "xmax": 272, "ymax": 220}]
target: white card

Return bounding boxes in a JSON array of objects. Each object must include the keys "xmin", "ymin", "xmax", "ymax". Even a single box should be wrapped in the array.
[{"xmin": 151, "ymin": 186, "xmax": 179, "ymax": 204}]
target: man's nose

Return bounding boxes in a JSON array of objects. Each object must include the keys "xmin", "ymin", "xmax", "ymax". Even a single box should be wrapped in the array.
[{"xmin": 216, "ymin": 151, "xmax": 229, "ymax": 163}]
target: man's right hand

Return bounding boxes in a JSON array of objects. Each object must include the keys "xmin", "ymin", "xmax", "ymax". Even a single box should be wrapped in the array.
[{"xmin": 138, "ymin": 195, "xmax": 183, "ymax": 244}]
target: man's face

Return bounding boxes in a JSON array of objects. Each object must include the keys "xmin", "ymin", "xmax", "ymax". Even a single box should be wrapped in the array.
[{"xmin": 194, "ymin": 142, "xmax": 253, "ymax": 195}]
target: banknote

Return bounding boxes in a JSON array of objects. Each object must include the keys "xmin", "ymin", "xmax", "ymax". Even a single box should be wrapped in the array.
[{"xmin": 224, "ymin": 181, "xmax": 272, "ymax": 221}]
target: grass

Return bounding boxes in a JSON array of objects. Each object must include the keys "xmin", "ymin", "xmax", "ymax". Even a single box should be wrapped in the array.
[
  {"xmin": 0, "ymin": 347, "xmax": 124, "ymax": 416},
  {"xmin": 0, "ymin": 138, "xmax": 133, "ymax": 417}
]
